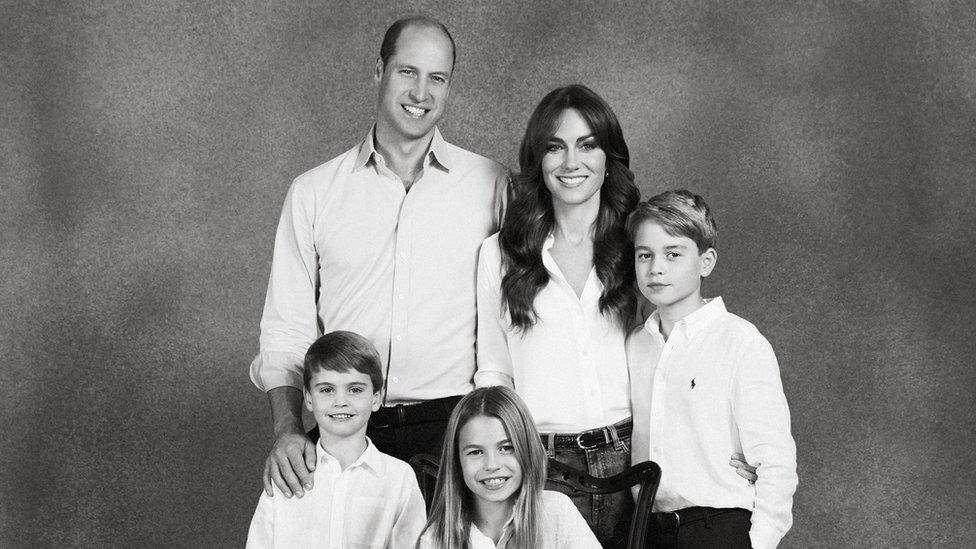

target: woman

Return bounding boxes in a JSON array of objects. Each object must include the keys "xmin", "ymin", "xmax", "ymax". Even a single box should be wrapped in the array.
[{"xmin": 475, "ymin": 84, "xmax": 638, "ymax": 546}]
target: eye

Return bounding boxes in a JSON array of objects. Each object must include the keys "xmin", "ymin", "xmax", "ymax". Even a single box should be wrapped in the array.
[
  {"xmin": 636, "ymin": 252, "xmax": 651, "ymax": 261},
  {"xmin": 545, "ymin": 143, "xmax": 563, "ymax": 153},
  {"xmin": 319, "ymin": 386, "xmax": 334, "ymax": 394},
  {"xmin": 499, "ymin": 444, "xmax": 515, "ymax": 454},
  {"xmin": 349, "ymin": 386, "xmax": 364, "ymax": 394},
  {"xmin": 430, "ymin": 75, "xmax": 448, "ymax": 84},
  {"xmin": 579, "ymin": 141, "xmax": 598, "ymax": 152},
  {"xmin": 465, "ymin": 449, "xmax": 483, "ymax": 457},
  {"xmin": 666, "ymin": 252, "xmax": 680, "ymax": 260},
  {"xmin": 398, "ymin": 68, "xmax": 416, "ymax": 77}
]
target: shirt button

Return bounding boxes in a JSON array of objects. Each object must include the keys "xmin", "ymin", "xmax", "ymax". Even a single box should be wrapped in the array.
[
  {"xmin": 391, "ymin": 376, "xmax": 400, "ymax": 383},
  {"xmin": 398, "ymin": 294, "xmax": 405, "ymax": 300},
  {"xmin": 395, "ymin": 335, "xmax": 402, "ymax": 341}
]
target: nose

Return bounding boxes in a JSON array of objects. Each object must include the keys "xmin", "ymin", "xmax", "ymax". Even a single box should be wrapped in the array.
[
  {"xmin": 409, "ymin": 78, "xmax": 429, "ymax": 102},
  {"xmin": 647, "ymin": 256, "xmax": 665, "ymax": 275},
  {"xmin": 484, "ymin": 450, "xmax": 500, "ymax": 471},
  {"xmin": 562, "ymin": 147, "xmax": 580, "ymax": 169}
]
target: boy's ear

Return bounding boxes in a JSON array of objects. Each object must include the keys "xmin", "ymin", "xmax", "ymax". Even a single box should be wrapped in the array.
[
  {"xmin": 370, "ymin": 389, "xmax": 382, "ymax": 412},
  {"xmin": 699, "ymin": 248, "xmax": 717, "ymax": 277},
  {"xmin": 303, "ymin": 389, "xmax": 313, "ymax": 412}
]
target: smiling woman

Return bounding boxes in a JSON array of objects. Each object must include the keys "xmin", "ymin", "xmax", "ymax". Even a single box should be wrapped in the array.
[{"xmin": 475, "ymin": 84, "xmax": 640, "ymax": 546}]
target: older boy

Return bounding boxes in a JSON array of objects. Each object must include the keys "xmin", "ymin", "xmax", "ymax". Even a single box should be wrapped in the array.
[
  {"xmin": 247, "ymin": 331, "xmax": 426, "ymax": 548},
  {"xmin": 625, "ymin": 190, "xmax": 798, "ymax": 549}
]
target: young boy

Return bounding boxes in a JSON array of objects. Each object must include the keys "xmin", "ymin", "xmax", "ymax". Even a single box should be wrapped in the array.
[
  {"xmin": 625, "ymin": 190, "xmax": 798, "ymax": 549},
  {"xmin": 246, "ymin": 331, "xmax": 426, "ymax": 548}
]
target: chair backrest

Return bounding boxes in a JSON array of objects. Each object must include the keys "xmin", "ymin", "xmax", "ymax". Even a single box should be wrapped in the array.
[
  {"xmin": 409, "ymin": 453, "xmax": 441, "ymax": 513},
  {"xmin": 408, "ymin": 453, "xmax": 661, "ymax": 548},
  {"xmin": 545, "ymin": 458, "xmax": 661, "ymax": 548}
]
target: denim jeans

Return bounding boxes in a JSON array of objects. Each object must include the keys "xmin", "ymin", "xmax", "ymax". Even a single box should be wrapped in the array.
[{"xmin": 543, "ymin": 427, "xmax": 633, "ymax": 548}]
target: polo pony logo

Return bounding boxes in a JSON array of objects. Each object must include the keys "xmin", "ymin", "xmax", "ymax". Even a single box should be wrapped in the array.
[{"xmin": 691, "ymin": 378, "xmax": 696, "ymax": 389}]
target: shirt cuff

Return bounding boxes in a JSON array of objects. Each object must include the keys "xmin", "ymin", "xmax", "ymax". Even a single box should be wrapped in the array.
[
  {"xmin": 473, "ymin": 370, "xmax": 515, "ymax": 389},
  {"xmin": 749, "ymin": 522, "xmax": 784, "ymax": 549},
  {"xmin": 249, "ymin": 351, "xmax": 305, "ymax": 391}
]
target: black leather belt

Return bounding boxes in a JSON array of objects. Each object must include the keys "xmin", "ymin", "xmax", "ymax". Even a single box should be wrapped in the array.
[
  {"xmin": 651, "ymin": 507, "xmax": 750, "ymax": 530},
  {"xmin": 540, "ymin": 418, "xmax": 633, "ymax": 451},
  {"xmin": 368, "ymin": 395, "xmax": 462, "ymax": 428}
]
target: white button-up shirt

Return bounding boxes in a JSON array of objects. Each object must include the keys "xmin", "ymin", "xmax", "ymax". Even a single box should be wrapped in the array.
[
  {"xmin": 475, "ymin": 233, "xmax": 631, "ymax": 432},
  {"xmin": 627, "ymin": 297, "xmax": 798, "ymax": 549},
  {"xmin": 246, "ymin": 439, "xmax": 426, "ymax": 548},
  {"xmin": 418, "ymin": 491, "xmax": 599, "ymax": 548},
  {"xmin": 250, "ymin": 128, "xmax": 508, "ymax": 402}
]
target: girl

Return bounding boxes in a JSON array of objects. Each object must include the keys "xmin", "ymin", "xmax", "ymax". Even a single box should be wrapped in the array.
[
  {"xmin": 417, "ymin": 386, "xmax": 599, "ymax": 548},
  {"xmin": 475, "ymin": 84, "xmax": 639, "ymax": 545}
]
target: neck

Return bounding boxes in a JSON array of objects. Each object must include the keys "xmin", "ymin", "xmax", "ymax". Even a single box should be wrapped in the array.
[
  {"xmin": 373, "ymin": 123, "xmax": 434, "ymax": 186},
  {"xmin": 657, "ymin": 294, "xmax": 707, "ymax": 340},
  {"xmin": 318, "ymin": 430, "xmax": 368, "ymax": 470},
  {"xmin": 473, "ymin": 497, "xmax": 514, "ymax": 544},
  {"xmin": 552, "ymin": 200, "xmax": 599, "ymax": 245}
]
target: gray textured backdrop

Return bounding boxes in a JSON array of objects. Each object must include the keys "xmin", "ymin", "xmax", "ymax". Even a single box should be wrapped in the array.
[{"xmin": 2, "ymin": 1, "xmax": 975, "ymax": 547}]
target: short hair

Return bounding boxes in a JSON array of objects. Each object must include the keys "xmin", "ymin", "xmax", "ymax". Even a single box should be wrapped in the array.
[
  {"xmin": 302, "ymin": 331, "xmax": 384, "ymax": 393},
  {"xmin": 626, "ymin": 189, "xmax": 718, "ymax": 253},
  {"xmin": 420, "ymin": 386, "xmax": 546, "ymax": 548},
  {"xmin": 378, "ymin": 16, "xmax": 457, "ymax": 71}
]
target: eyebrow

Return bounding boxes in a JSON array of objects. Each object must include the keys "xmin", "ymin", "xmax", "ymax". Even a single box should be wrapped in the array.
[
  {"xmin": 547, "ymin": 133, "xmax": 595, "ymax": 144},
  {"xmin": 634, "ymin": 244, "xmax": 690, "ymax": 251}
]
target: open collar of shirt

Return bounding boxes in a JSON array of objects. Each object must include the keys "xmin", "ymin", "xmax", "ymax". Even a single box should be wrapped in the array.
[
  {"xmin": 540, "ymin": 232, "xmax": 602, "ymax": 300},
  {"xmin": 353, "ymin": 125, "xmax": 453, "ymax": 175},
  {"xmin": 469, "ymin": 512, "xmax": 516, "ymax": 548},
  {"xmin": 315, "ymin": 436, "xmax": 384, "ymax": 478},
  {"xmin": 644, "ymin": 296, "xmax": 727, "ymax": 342}
]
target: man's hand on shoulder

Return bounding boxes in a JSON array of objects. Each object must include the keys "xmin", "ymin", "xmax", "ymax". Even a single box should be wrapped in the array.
[
  {"xmin": 264, "ymin": 429, "xmax": 317, "ymax": 497},
  {"xmin": 263, "ymin": 386, "xmax": 317, "ymax": 497}
]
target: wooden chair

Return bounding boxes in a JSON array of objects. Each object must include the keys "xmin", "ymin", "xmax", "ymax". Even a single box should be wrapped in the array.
[{"xmin": 408, "ymin": 453, "xmax": 661, "ymax": 548}]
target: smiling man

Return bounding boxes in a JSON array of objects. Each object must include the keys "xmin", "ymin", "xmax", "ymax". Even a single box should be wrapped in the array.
[{"xmin": 250, "ymin": 16, "xmax": 508, "ymax": 500}]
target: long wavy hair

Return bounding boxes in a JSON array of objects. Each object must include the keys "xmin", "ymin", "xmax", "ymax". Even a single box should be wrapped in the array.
[
  {"xmin": 499, "ymin": 84, "xmax": 640, "ymax": 330},
  {"xmin": 418, "ymin": 387, "xmax": 547, "ymax": 548}
]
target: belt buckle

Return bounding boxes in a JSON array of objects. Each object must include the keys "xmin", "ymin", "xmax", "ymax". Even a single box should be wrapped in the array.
[{"xmin": 575, "ymin": 431, "xmax": 599, "ymax": 450}]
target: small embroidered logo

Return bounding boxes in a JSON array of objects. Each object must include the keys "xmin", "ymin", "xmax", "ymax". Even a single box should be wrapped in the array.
[{"xmin": 690, "ymin": 378, "xmax": 696, "ymax": 389}]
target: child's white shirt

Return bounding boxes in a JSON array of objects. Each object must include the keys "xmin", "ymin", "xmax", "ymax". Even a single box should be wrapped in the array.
[
  {"xmin": 627, "ymin": 297, "xmax": 798, "ymax": 549},
  {"xmin": 246, "ymin": 438, "xmax": 426, "ymax": 549}
]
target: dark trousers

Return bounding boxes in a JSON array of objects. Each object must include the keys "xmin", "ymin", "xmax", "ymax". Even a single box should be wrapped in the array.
[
  {"xmin": 645, "ymin": 507, "xmax": 752, "ymax": 549},
  {"xmin": 365, "ymin": 418, "xmax": 449, "ymax": 463}
]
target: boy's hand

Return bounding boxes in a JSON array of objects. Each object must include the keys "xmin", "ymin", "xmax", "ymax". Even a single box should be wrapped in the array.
[
  {"xmin": 730, "ymin": 453, "xmax": 757, "ymax": 484},
  {"xmin": 264, "ymin": 430, "xmax": 317, "ymax": 497}
]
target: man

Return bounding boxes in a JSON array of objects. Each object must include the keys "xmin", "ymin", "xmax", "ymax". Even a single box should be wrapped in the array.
[{"xmin": 250, "ymin": 16, "xmax": 508, "ymax": 499}]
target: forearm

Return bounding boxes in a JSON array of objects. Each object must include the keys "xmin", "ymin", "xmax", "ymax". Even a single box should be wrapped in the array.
[{"xmin": 267, "ymin": 386, "xmax": 305, "ymax": 437}]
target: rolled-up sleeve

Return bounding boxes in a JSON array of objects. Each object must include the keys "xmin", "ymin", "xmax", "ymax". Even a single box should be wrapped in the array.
[
  {"xmin": 732, "ymin": 335, "xmax": 798, "ymax": 549},
  {"xmin": 474, "ymin": 235, "xmax": 515, "ymax": 389},
  {"xmin": 250, "ymin": 179, "xmax": 320, "ymax": 392}
]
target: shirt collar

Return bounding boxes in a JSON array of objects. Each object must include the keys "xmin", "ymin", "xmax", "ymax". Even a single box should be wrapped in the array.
[
  {"xmin": 353, "ymin": 126, "xmax": 452, "ymax": 173},
  {"xmin": 644, "ymin": 296, "xmax": 727, "ymax": 340},
  {"xmin": 316, "ymin": 437, "xmax": 385, "ymax": 477},
  {"xmin": 469, "ymin": 513, "xmax": 515, "ymax": 548}
]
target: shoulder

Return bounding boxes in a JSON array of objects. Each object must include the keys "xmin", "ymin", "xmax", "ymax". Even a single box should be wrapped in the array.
[
  {"xmin": 625, "ymin": 324, "xmax": 655, "ymax": 354},
  {"xmin": 541, "ymin": 490, "xmax": 581, "ymax": 516},
  {"xmin": 443, "ymin": 140, "xmax": 509, "ymax": 179},
  {"xmin": 712, "ymin": 309, "xmax": 773, "ymax": 350},
  {"xmin": 375, "ymin": 449, "xmax": 419, "ymax": 482},
  {"xmin": 479, "ymin": 232, "xmax": 503, "ymax": 262},
  {"xmin": 288, "ymin": 144, "xmax": 361, "ymax": 193}
]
